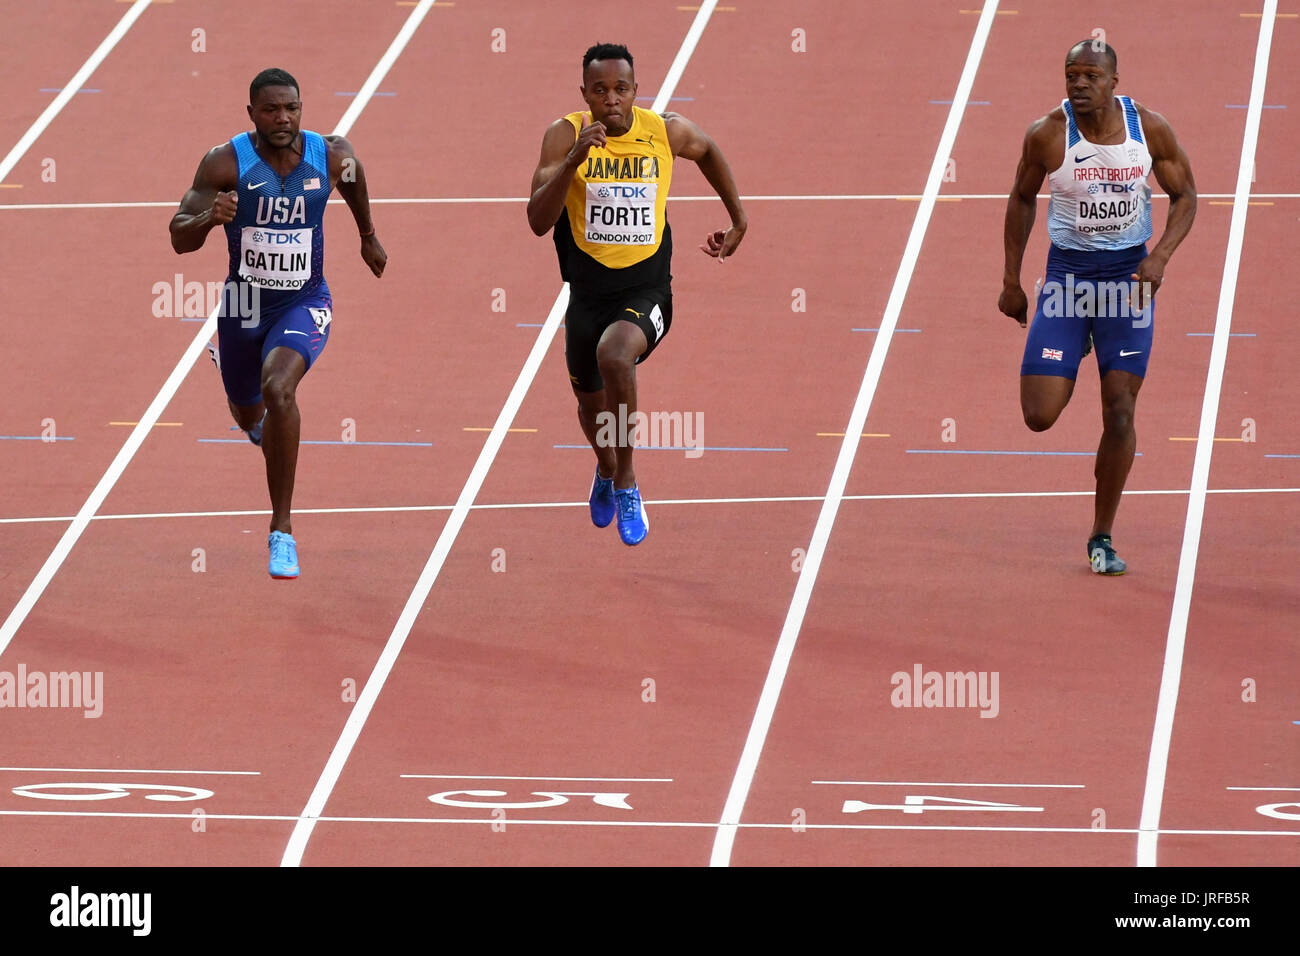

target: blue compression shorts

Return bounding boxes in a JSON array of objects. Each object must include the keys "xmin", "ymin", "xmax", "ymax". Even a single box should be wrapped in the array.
[
  {"xmin": 1021, "ymin": 243, "xmax": 1154, "ymax": 380},
  {"xmin": 216, "ymin": 281, "xmax": 332, "ymax": 407}
]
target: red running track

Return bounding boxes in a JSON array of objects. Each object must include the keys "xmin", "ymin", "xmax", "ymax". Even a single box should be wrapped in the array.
[{"xmin": 0, "ymin": 0, "xmax": 1294, "ymax": 867}]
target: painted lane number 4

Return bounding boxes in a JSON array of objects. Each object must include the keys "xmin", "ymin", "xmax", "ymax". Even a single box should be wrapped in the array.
[{"xmin": 842, "ymin": 794, "xmax": 1045, "ymax": 814}]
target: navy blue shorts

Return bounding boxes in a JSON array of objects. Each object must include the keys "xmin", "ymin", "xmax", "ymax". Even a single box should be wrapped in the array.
[
  {"xmin": 216, "ymin": 282, "xmax": 332, "ymax": 407},
  {"xmin": 1021, "ymin": 244, "xmax": 1154, "ymax": 380}
]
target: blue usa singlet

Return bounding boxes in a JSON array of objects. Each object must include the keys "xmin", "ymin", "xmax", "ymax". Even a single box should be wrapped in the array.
[{"xmin": 223, "ymin": 130, "xmax": 332, "ymax": 316}]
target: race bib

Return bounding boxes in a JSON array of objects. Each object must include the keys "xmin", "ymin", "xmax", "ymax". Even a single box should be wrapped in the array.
[
  {"xmin": 585, "ymin": 181, "xmax": 657, "ymax": 245},
  {"xmin": 239, "ymin": 227, "xmax": 313, "ymax": 290},
  {"xmin": 1074, "ymin": 190, "xmax": 1144, "ymax": 237}
]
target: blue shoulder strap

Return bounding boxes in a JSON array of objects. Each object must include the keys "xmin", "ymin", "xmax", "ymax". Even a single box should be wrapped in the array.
[
  {"xmin": 1120, "ymin": 96, "xmax": 1144, "ymax": 144},
  {"xmin": 1061, "ymin": 100, "xmax": 1081, "ymax": 148},
  {"xmin": 303, "ymin": 131, "xmax": 328, "ymax": 175},
  {"xmin": 231, "ymin": 132, "xmax": 259, "ymax": 177}
]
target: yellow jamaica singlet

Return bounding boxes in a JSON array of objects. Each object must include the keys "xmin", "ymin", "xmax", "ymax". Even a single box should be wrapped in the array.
[{"xmin": 552, "ymin": 106, "xmax": 674, "ymax": 296}]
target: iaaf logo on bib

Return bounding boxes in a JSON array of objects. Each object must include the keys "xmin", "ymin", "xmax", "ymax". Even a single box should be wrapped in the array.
[
  {"xmin": 49, "ymin": 886, "xmax": 150, "ymax": 936},
  {"xmin": 890, "ymin": 663, "xmax": 999, "ymax": 718},
  {"xmin": 595, "ymin": 403, "xmax": 704, "ymax": 459}
]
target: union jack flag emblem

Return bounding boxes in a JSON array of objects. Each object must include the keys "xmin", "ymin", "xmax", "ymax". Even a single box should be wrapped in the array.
[{"xmin": 1042, "ymin": 348, "xmax": 1063, "ymax": 361}]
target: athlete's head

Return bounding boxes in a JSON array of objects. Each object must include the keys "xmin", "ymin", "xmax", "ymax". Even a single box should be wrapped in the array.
[
  {"xmin": 581, "ymin": 43, "xmax": 636, "ymax": 136},
  {"xmin": 247, "ymin": 68, "xmax": 301, "ymax": 149},
  {"xmin": 1065, "ymin": 42, "xmax": 1118, "ymax": 115}
]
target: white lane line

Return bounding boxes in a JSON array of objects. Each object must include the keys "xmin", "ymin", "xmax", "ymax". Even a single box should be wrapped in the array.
[
  {"xmin": 0, "ymin": 0, "xmax": 152, "ymax": 184},
  {"xmin": 0, "ymin": 192, "xmax": 1288, "ymax": 211},
  {"xmin": 4, "ymin": 486, "xmax": 1298, "ymax": 526},
  {"xmin": 812, "ymin": 781, "xmax": 1084, "ymax": 788},
  {"xmin": 708, "ymin": 0, "xmax": 1003, "ymax": 868},
  {"xmin": 1137, "ymin": 0, "xmax": 1279, "ymax": 870},
  {"xmin": 0, "ymin": 767, "xmax": 258, "ymax": 775},
  {"xmin": 0, "ymin": 809, "xmax": 1294, "ymax": 838},
  {"xmin": 1226, "ymin": 786, "xmax": 1300, "ymax": 791},
  {"xmin": 399, "ymin": 775, "xmax": 674, "ymax": 782},
  {"xmin": 278, "ymin": 1, "xmax": 720, "ymax": 869},
  {"xmin": 0, "ymin": 0, "xmax": 436, "ymax": 660}
]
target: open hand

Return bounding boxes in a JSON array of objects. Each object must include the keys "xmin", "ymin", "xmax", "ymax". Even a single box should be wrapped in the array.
[{"xmin": 700, "ymin": 222, "xmax": 746, "ymax": 261}]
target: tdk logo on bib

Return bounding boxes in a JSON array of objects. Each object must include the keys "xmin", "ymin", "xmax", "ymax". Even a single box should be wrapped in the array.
[
  {"xmin": 251, "ymin": 230, "xmax": 304, "ymax": 245},
  {"xmin": 1087, "ymin": 182, "xmax": 1134, "ymax": 195},
  {"xmin": 597, "ymin": 185, "xmax": 650, "ymax": 199}
]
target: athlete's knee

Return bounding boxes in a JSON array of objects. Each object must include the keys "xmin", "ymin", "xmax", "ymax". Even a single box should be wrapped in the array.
[
  {"xmin": 596, "ymin": 340, "xmax": 637, "ymax": 380},
  {"xmin": 1022, "ymin": 405, "xmax": 1059, "ymax": 432},
  {"xmin": 1102, "ymin": 398, "xmax": 1135, "ymax": 433},
  {"xmin": 261, "ymin": 372, "xmax": 298, "ymax": 412}
]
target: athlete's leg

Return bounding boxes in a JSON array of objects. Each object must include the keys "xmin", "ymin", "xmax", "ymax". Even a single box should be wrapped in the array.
[
  {"xmin": 596, "ymin": 319, "xmax": 649, "ymax": 490},
  {"xmin": 227, "ymin": 398, "xmax": 265, "ymax": 431},
  {"xmin": 1019, "ymin": 277, "xmax": 1088, "ymax": 431},
  {"xmin": 216, "ymin": 323, "xmax": 269, "ymax": 438},
  {"xmin": 1086, "ymin": 244, "xmax": 1154, "ymax": 543},
  {"xmin": 1020, "ymin": 375, "xmax": 1076, "ymax": 432},
  {"xmin": 253, "ymin": 295, "xmax": 331, "ymax": 537},
  {"xmin": 260, "ymin": 347, "xmax": 307, "ymax": 535},
  {"xmin": 1092, "ymin": 369, "xmax": 1143, "ymax": 538},
  {"xmin": 573, "ymin": 385, "xmax": 617, "ymax": 479}
]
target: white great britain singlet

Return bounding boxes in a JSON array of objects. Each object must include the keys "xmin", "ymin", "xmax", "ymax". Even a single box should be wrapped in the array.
[{"xmin": 1047, "ymin": 95, "xmax": 1153, "ymax": 251}]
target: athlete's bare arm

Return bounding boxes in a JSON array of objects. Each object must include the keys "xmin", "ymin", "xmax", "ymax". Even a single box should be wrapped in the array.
[
  {"xmin": 1131, "ymin": 105, "xmax": 1196, "ymax": 300},
  {"xmin": 325, "ymin": 134, "xmax": 386, "ymax": 278},
  {"xmin": 999, "ymin": 112, "xmax": 1063, "ymax": 326},
  {"xmin": 170, "ymin": 144, "xmax": 238, "ymax": 254},
  {"xmin": 527, "ymin": 114, "xmax": 609, "ymax": 237},
  {"xmin": 663, "ymin": 112, "xmax": 747, "ymax": 260}
]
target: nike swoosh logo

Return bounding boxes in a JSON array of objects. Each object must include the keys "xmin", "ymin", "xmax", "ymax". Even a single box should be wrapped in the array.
[
  {"xmin": 1119, "ymin": 349, "xmax": 1142, "ymax": 357},
  {"xmin": 247, "ymin": 181, "xmax": 267, "ymax": 190},
  {"xmin": 284, "ymin": 330, "xmax": 308, "ymax": 337},
  {"xmin": 624, "ymin": 308, "xmax": 645, "ymax": 319},
  {"xmin": 1074, "ymin": 154, "xmax": 1097, "ymax": 164}
]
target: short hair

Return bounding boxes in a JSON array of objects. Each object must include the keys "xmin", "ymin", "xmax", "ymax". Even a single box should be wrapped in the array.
[
  {"xmin": 582, "ymin": 43, "xmax": 633, "ymax": 75},
  {"xmin": 249, "ymin": 68, "xmax": 300, "ymax": 104},
  {"xmin": 1066, "ymin": 40, "xmax": 1117, "ymax": 73}
]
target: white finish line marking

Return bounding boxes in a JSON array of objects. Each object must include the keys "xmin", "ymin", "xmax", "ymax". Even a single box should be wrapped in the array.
[
  {"xmin": 813, "ymin": 780, "xmax": 1084, "ymax": 788},
  {"xmin": 401, "ymin": 774, "xmax": 673, "ymax": 782},
  {"xmin": 3, "ymin": 486, "xmax": 1295, "ymax": 526}
]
